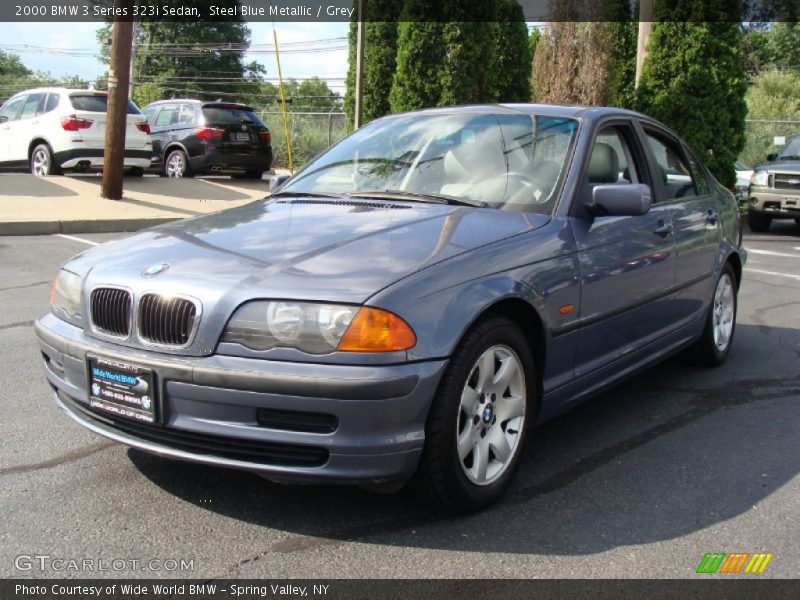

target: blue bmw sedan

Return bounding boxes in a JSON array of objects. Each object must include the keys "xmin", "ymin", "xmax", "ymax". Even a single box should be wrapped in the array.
[{"xmin": 36, "ymin": 105, "xmax": 745, "ymax": 511}]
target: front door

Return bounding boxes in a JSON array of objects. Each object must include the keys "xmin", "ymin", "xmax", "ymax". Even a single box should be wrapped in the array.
[{"xmin": 570, "ymin": 122, "xmax": 677, "ymax": 378}]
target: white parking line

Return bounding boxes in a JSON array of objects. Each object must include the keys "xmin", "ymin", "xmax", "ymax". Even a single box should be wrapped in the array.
[
  {"xmin": 745, "ymin": 268, "xmax": 800, "ymax": 281},
  {"xmin": 54, "ymin": 234, "xmax": 99, "ymax": 246},
  {"xmin": 745, "ymin": 248, "xmax": 800, "ymax": 259}
]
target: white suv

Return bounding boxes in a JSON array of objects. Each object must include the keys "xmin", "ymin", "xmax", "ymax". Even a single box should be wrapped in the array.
[{"xmin": 0, "ymin": 87, "xmax": 153, "ymax": 176}]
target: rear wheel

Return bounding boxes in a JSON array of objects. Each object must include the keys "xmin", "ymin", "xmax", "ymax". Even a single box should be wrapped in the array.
[
  {"xmin": 410, "ymin": 316, "xmax": 535, "ymax": 512},
  {"xmin": 748, "ymin": 210, "xmax": 771, "ymax": 233},
  {"xmin": 30, "ymin": 144, "xmax": 61, "ymax": 176},
  {"xmin": 686, "ymin": 263, "xmax": 738, "ymax": 367},
  {"xmin": 164, "ymin": 149, "xmax": 193, "ymax": 178}
]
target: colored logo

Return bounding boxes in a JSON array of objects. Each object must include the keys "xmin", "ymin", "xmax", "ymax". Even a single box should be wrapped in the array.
[
  {"xmin": 142, "ymin": 263, "xmax": 169, "ymax": 277},
  {"xmin": 696, "ymin": 552, "xmax": 773, "ymax": 574},
  {"xmin": 141, "ymin": 395, "xmax": 152, "ymax": 411}
]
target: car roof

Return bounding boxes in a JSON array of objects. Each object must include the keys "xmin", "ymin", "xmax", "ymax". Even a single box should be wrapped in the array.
[
  {"xmin": 6, "ymin": 87, "xmax": 107, "ymax": 96},
  {"xmin": 381, "ymin": 103, "xmax": 648, "ymax": 123},
  {"xmin": 145, "ymin": 99, "xmax": 251, "ymax": 107}
]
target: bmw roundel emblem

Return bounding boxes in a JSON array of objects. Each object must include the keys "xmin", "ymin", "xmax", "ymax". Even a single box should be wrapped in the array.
[{"xmin": 143, "ymin": 263, "xmax": 169, "ymax": 277}]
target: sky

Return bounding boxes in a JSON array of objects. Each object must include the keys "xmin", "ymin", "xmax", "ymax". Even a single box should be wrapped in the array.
[{"xmin": 0, "ymin": 21, "xmax": 349, "ymax": 94}]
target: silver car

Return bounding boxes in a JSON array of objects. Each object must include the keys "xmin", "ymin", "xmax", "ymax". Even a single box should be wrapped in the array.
[{"xmin": 36, "ymin": 105, "xmax": 745, "ymax": 511}]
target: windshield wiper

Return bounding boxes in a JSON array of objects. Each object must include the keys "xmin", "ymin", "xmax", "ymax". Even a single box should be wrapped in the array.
[
  {"xmin": 270, "ymin": 190, "xmax": 340, "ymax": 199},
  {"xmin": 348, "ymin": 190, "xmax": 488, "ymax": 208}
]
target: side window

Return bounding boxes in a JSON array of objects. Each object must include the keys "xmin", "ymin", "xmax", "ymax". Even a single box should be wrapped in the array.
[
  {"xmin": 645, "ymin": 131, "xmax": 697, "ymax": 200},
  {"xmin": 684, "ymin": 145, "xmax": 711, "ymax": 195},
  {"xmin": 588, "ymin": 125, "xmax": 643, "ymax": 186},
  {"xmin": 19, "ymin": 93, "xmax": 44, "ymax": 120},
  {"xmin": 142, "ymin": 106, "xmax": 156, "ymax": 124},
  {"xmin": 154, "ymin": 105, "xmax": 178, "ymax": 127},
  {"xmin": 0, "ymin": 96, "xmax": 26, "ymax": 122},
  {"xmin": 42, "ymin": 93, "xmax": 60, "ymax": 114},
  {"xmin": 178, "ymin": 104, "xmax": 196, "ymax": 125}
]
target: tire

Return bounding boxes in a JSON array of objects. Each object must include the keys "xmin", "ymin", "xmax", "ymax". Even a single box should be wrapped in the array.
[
  {"xmin": 244, "ymin": 170, "xmax": 264, "ymax": 180},
  {"xmin": 686, "ymin": 263, "xmax": 738, "ymax": 367},
  {"xmin": 30, "ymin": 144, "xmax": 61, "ymax": 176},
  {"xmin": 410, "ymin": 315, "xmax": 536, "ymax": 512},
  {"xmin": 794, "ymin": 218, "xmax": 800, "ymax": 226},
  {"xmin": 126, "ymin": 167, "xmax": 145, "ymax": 177},
  {"xmin": 748, "ymin": 210, "xmax": 771, "ymax": 233},
  {"xmin": 164, "ymin": 149, "xmax": 193, "ymax": 178}
]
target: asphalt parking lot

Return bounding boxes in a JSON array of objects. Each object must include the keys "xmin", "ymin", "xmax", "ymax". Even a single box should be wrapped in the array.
[{"xmin": 0, "ymin": 222, "xmax": 798, "ymax": 579}]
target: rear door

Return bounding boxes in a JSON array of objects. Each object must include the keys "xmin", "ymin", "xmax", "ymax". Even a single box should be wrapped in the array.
[
  {"xmin": 0, "ymin": 95, "xmax": 27, "ymax": 164},
  {"xmin": 642, "ymin": 127, "xmax": 720, "ymax": 324},
  {"xmin": 148, "ymin": 103, "xmax": 180, "ymax": 161},
  {"xmin": 570, "ymin": 120, "xmax": 677, "ymax": 378},
  {"xmin": 201, "ymin": 104, "xmax": 269, "ymax": 156}
]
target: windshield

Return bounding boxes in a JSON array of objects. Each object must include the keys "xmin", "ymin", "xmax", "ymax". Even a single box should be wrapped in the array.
[
  {"xmin": 282, "ymin": 112, "xmax": 579, "ymax": 213},
  {"xmin": 778, "ymin": 136, "xmax": 800, "ymax": 160}
]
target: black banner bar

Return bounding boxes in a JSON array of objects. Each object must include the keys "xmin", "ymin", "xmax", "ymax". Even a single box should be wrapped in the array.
[
  {"xmin": 1, "ymin": 0, "xmax": 798, "ymax": 23},
  {"xmin": 3, "ymin": 579, "xmax": 800, "ymax": 600}
]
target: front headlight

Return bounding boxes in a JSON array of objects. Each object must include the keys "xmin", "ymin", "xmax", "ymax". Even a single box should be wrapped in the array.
[
  {"xmin": 750, "ymin": 170, "xmax": 769, "ymax": 187},
  {"xmin": 50, "ymin": 269, "xmax": 83, "ymax": 320},
  {"xmin": 221, "ymin": 301, "xmax": 416, "ymax": 354}
]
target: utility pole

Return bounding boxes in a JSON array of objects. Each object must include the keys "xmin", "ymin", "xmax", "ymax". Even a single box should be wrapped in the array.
[
  {"xmin": 129, "ymin": 9, "xmax": 137, "ymax": 101},
  {"xmin": 102, "ymin": 0, "xmax": 134, "ymax": 200},
  {"xmin": 635, "ymin": 0, "xmax": 654, "ymax": 88},
  {"xmin": 353, "ymin": 0, "xmax": 365, "ymax": 129}
]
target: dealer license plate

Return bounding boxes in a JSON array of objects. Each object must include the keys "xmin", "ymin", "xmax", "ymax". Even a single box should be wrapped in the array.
[
  {"xmin": 88, "ymin": 357, "xmax": 156, "ymax": 423},
  {"xmin": 232, "ymin": 131, "xmax": 250, "ymax": 141}
]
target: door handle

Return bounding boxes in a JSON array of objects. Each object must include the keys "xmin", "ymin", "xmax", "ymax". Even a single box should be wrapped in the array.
[
  {"xmin": 653, "ymin": 220, "xmax": 674, "ymax": 236},
  {"xmin": 706, "ymin": 210, "xmax": 718, "ymax": 226}
]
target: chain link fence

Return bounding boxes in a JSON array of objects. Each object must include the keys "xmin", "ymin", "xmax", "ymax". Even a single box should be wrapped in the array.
[
  {"xmin": 257, "ymin": 110, "xmax": 349, "ymax": 171},
  {"xmin": 740, "ymin": 119, "xmax": 800, "ymax": 167}
]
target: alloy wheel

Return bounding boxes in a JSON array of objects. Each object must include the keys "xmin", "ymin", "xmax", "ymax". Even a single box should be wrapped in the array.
[
  {"xmin": 166, "ymin": 153, "xmax": 185, "ymax": 178},
  {"xmin": 32, "ymin": 148, "xmax": 50, "ymax": 176},
  {"xmin": 456, "ymin": 344, "xmax": 526, "ymax": 486},
  {"xmin": 712, "ymin": 273, "xmax": 735, "ymax": 352}
]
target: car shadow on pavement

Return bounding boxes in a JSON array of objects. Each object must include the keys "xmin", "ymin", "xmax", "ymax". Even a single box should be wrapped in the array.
[
  {"xmin": 77, "ymin": 177, "xmax": 260, "ymax": 201},
  {"xmin": 0, "ymin": 174, "xmax": 78, "ymax": 197},
  {"xmin": 128, "ymin": 323, "xmax": 800, "ymax": 556}
]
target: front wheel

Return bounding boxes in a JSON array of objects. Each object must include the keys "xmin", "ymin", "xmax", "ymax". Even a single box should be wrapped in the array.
[
  {"xmin": 686, "ymin": 264, "xmax": 738, "ymax": 367},
  {"xmin": 748, "ymin": 210, "xmax": 771, "ymax": 233},
  {"xmin": 30, "ymin": 144, "xmax": 61, "ymax": 176},
  {"xmin": 410, "ymin": 316, "xmax": 535, "ymax": 512}
]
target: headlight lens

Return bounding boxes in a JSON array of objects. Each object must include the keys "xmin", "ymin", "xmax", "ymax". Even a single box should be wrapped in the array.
[
  {"xmin": 222, "ymin": 301, "xmax": 416, "ymax": 354},
  {"xmin": 50, "ymin": 269, "xmax": 83, "ymax": 319},
  {"xmin": 750, "ymin": 170, "xmax": 769, "ymax": 187}
]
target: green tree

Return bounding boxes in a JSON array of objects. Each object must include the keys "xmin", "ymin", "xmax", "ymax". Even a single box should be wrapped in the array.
[
  {"xmin": 389, "ymin": 0, "xmax": 446, "ymax": 112},
  {"xmin": 637, "ymin": 1, "xmax": 747, "ymax": 187},
  {"xmin": 607, "ymin": 0, "xmax": 637, "ymax": 108},
  {"xmin": 97, "ymin": 1, "xmax": 256, "ymax": 101},
  {"xmin": 741, "ymin": 70, "xmax": 800, "ymax": 165},
  {"xmin": 344, "ymin": 1, "xmax": 401, "ymax": 126},
  {"xmin": 492, "ymin": 0, "xmax": 531, "ymax": 103},
  {"xmin": 439, "ymin": 1, "xmax": 498, "ymax": 106},
  {"xmin": 0, "ymin": 49, "xmax": 31, "ymax": 80}
]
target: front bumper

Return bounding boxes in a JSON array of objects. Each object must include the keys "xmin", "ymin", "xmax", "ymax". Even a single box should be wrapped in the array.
[
  {"xmin": 747, "ymin": 187, "xmax": 800, "ymax": 217},
  {"xmin": 35, "ymin": 314, "xmax": 446, "ymax": 485}
]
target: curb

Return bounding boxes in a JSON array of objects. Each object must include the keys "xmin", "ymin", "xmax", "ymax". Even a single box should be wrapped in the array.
[{"xmin": 0, "ymin": 217, "xmax": 181, "ymax": 236}]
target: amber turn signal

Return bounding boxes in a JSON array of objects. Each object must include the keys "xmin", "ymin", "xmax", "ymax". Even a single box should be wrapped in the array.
[{"xmin": 338, "ymin": 307, "xmax": 416, "ymax": 352}]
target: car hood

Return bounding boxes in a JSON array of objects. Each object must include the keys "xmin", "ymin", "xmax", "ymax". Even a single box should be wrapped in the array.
[
  {"xmin": 756, "ymin": 160, "xmax": 800, "ymax": 173},
  {"xmin": 69, "ymin": 196, "xmax": 549, "ymax": 306}
]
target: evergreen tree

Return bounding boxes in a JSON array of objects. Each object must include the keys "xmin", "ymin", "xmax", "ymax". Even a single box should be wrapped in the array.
[
  {"xmin": 344, "ymin": 1, "xmax": 401, "ymax": 126},
  {"xmin": 637, "ymin": 0, "xmax": 747, "ymax": 187},
  {"xmin": 389, "ymin": 0, "xmax": 446, "ymax": 112},
  {"xmin": 492, "ymin": 0, "xmax": 532, "ymax": 103}
]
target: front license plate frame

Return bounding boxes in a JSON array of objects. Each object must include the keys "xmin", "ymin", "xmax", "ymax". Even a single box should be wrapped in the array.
[{"xmin": 87, "ymin": 356, "xmax": 157, "ymax": 424}]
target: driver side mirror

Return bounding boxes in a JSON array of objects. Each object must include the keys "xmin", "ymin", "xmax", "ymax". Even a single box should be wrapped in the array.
[
  {"xmin": 0, "ymin": 116, "xmax": 7, "ymax": 124},
  {"xmin": 766, "ymin": 153, "xmax": 777, "ymax": 162},
  {"xmin": 586, "ymin": 183, "xmax": 652, "ymax": 217}
]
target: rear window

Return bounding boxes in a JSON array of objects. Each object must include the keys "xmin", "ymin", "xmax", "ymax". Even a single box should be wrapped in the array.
[
  {"xmin": 69, "ymin": 94, "xmax": 142, "ymax": 115},
  {"xmin": 202, "ymin": 106, "xmax": 264, "ymax": 126}
]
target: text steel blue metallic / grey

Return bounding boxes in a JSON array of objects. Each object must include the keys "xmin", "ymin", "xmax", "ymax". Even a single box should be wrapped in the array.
[{"xmin": 35, "ymin": 105, "xmax": 746, "ymax": 511}]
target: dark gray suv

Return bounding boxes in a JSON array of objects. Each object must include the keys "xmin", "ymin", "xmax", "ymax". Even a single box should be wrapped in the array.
[
  {"xmin": 142, "ymin": 100, "xmax": 273, "ymax": 179},
  {"xmin": 747, "ymin": 133, "xmax": 800, "ymax": 232}
]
